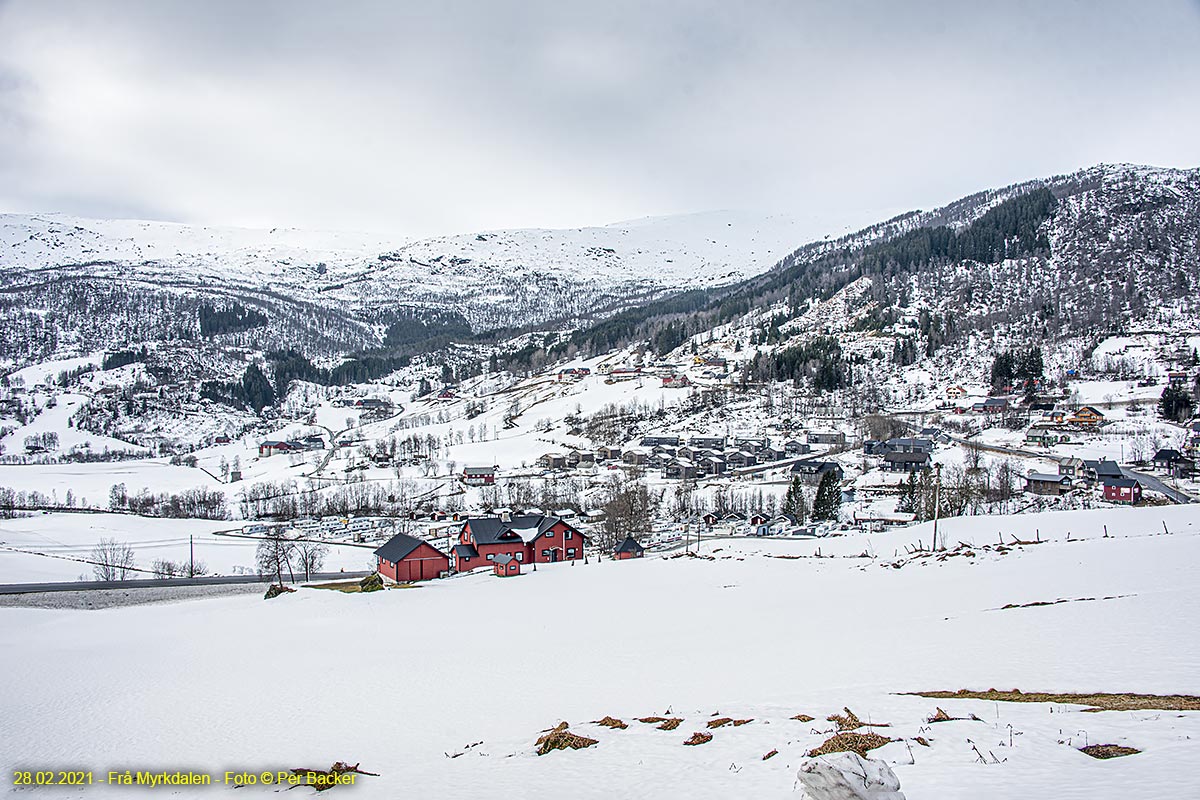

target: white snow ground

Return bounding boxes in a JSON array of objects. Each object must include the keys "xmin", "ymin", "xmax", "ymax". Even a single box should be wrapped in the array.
[{"xmin": 1, "ymin": 504, "xmax": 1198, "ymax": 798}]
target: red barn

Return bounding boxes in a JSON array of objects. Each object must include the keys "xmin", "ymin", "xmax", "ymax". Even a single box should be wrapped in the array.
[
  {"xmin": 452, "ymin": 515, "xmax": 587, "ymax": 572},
  {"xmin": 613, "ymin": 537, "xmax": 645, "ymax": 560},
  {"xmin": 1102, "ymin": 477, "xmax": 1142, "ymax": 505},
  {"xmin": 374, "ymin": 532, "xmax": 450, "ymax": 582},
  {"xmin": 493, "ymin": 554, "xmax": 521, "ymax": 577}
]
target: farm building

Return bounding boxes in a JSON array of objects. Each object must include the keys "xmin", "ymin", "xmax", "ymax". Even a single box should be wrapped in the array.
[
  {"xmin": 1025, "ymin": 472, "xmax": 1072, "ymax": 496},
  {"xmin": 375, "ymin": 533, "xmax": 450, "ymax": 583}
]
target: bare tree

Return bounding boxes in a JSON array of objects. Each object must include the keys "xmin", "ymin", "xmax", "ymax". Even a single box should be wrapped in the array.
[
  {"xmin": 256, "ymin": 532, "xmax": 296, "ymax": 585},
  {"xmin": 293, "ymin": 539, "xmax": 329, "ymax": 581},
  {"xmin": 91, "ymin": 538, "xmax": 136, "ymax": 581}
]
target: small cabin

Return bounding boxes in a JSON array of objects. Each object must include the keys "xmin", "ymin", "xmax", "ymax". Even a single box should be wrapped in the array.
[
  {"xmin": 613, "ymin": 537, "xmax": 645, "ymax": 560},
  {"xmin": 493, "ymin": 554, "xmax": 521, "ymax": 577}
]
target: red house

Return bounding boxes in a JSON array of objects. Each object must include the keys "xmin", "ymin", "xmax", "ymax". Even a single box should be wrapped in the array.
[
  {"xmin": 374, "ymin": 532, "xmax": 450, "ymax": 582},
  {"xmin": 493, "ymin": 554, "xmax": 521, "ymax": 577},
  {"xmin": 613, "ymin": 537, "xmax": 645, "ymax": 560},
  {"xmin": 452, "ymin": 515, "xmax": 587, "ymax": 572},
  {"xmin": 1102, "ymin": 477, "xmax": 1142, "ymax": 505}
]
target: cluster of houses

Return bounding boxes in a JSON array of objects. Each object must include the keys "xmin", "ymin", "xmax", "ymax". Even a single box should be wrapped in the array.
[
  {"xmin": 1024, "ymin": 458, "xmax": 1152, "ymax": 504},
  {"xmin": 374, "ymin": 512, "xmax": 645, "ymax": 583},
  {"xmin": 257, "ymin": 434, "xmax": 326, "ymax": 457},
  {"xmin": 864, "ymin": 434, "xmax": 942, "ymax": 473},
  {"xmin": 616, "ymin": 433, "xmax": 844, "ymax": 480}
]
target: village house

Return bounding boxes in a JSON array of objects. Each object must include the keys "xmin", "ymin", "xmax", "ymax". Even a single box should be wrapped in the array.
[
  {"xmin": 884, "ymin": 437, "xmax": 933, "ymax": 454},
  {"xmin": 881, "ymin": 451, "xmax": 932, "ymax": 472},
  {"xmin": 1024, "ymin": 472, "xmax": 1072, "ymax": 496},
  {"xmin": 662, "ymin": 373, "xmax": 692, "ymax": 388},
  {"xmin": 452, "ymin": 514, "xmax": 587, "ymax": 572},
  {"xmin": 972, "ymin": 397, "xmax": 1010, "ymax": 414},
  {"xmin": 375, "ymin": 532, "xmax": 451, "ymax": 582},
  {"xmin": 1058, "ymin": 457, "xmax": 1085, "ymax": 478},
  {"xmin": 697, "ymin": 455, "xmax": 726, "ymax": 475},
  {"xmin": 596, "ymin": 445, "xmax": 623, "ymax": 461},
  {"xmin": 258, "ymin": 439, "xmax": 303, "ymax": 457},
  {"xmin": 702, "ymin": 512, "xmax": 720, "ymax": 527},
  {"xmin": 806, "ymin": 430, "xmax": 846, "ymax": 446},
  {"xmin": 640, "ymin": 436, "xmax": 681, "ymax": 448},
  {"xmin": 436, "ymin": 388, "xmax": 456, "ymax": 401},
  {"xmin": 664, "ymin": 459, "xmax": 698, "ymax": 480},
  {"xmin": 622, "ymin": 448, "xmax": 651, "ymax": 466},
  {"xmin": 461, "ymin": 466, "xmax": 496, "ymax": 486},
  {"xmin": 945, "ymin": 385, "xmax": 967, "ymax": 399},
  {"xmin": 1081, "ymin": 459, "xmax": 1123, "ymax": 485},
  {"xmin": 725, "ymin": 450, "xmax": 758, "ymax": 468},
  {"xmin": 613, "ymin": 537, "xmax": 645, "ymax": 560},
  {"xmin": 1152, "ymin": 448, "xmax": 1195, "ymax": 478},
  {"xmin": 1167, "ymin": 371, "xmax": 1189, "ymax": 387},
  {"xmin": 783, "ymin": 439, "xmax": 811, "ymax": 456},
  {"xmin": 538, "ymin": 453, "xmax": 568, "ymax": 470},
  {"xmin": 1102, "ymin": 477, "xmax": 1142, "ymax": 505},
  {"xmin": 791, "ymin": 460, "xmax": 844, "ymax": 484},
  {"xmin": 689, "ymin": 436, "xmax": 727, "ymax": 450},
  {"xmin": 1068, "ymin": 406, "xmax": 1106, "ymax": 427},
  {"xmin": 556, "ymin": 367, "xmax": 592, "ymax": 382},
  {"xmin": 1025, "ymin": 430, "xmax": 1063, "ymax": 448}
]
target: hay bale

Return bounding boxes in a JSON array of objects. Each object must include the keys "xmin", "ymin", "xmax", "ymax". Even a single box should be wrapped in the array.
[
  {"xmin": 683, "ymin": 731, "xmax": 713, "ymax": 746},
  {"xmin": 535, "ymin": 722, "xmax": 599, "ymax": 756},
  {"xmin": 594, "ymin": 716, "xmax": 628, "ymax": 730},
  {"xmin": 807, "ymin": 732, "xmax": 893, "ymax": 758}
]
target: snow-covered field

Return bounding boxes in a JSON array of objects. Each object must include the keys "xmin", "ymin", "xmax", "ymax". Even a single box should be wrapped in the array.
[
  {"xmin": 1, "ymin": 504, "xmax": 1198, "ymax": 798},
  {"xmin": 0, "ymin": 513, "xmax": 376, "ymax": 583}
]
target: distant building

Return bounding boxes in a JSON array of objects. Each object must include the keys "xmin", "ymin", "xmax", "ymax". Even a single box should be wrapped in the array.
[
  {"xmin": 806, "ymin": 431, "xmax": 846, "ymax": 446},
  {"xmin": 1025, "ymin": 472, "xmax": 1072, "ymax": 496},
  {"xmin": 461, "ymin": 466, "xmax": 496, "ymax": 486},
  {"xmin": 613, "ymin": 537, "xmax": 645, "ymax": 560},
  {"xmin": 1068, "ymin": 406, "xmax": 1106, "ymax": 427},
  {"xmin": 790, "ymin": 460, "xmax": 844, "ymax": 484},
  {"xmin": 881, "ymin": 451, "xmax": 931, "ymax": 473}
]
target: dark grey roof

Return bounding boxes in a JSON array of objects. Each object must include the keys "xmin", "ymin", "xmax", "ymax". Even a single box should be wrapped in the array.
[
  {"xmin": 1104, "ymin": 477, "xmax": 1140, "ymax": 489},
  {"xmin": 375, "ymin": 532, "xmax": 443, "ymax": 563},
  {"xmin": 492, "ymin": 554, "xmax": 516, "ymax": 566},
  {"xmin": 464, "ymin": 515, "xmax": 585, "ymax": 545},
  {"xmin": 453, "ymin": 543, "xmax": 479, "ymax": 558},
  {"xmin": 883, "ymin": 451, "xmax": 930, "ymax": 463},
  {"xmin": 1026, "ymin": 472, "xmax": 1068, "ymax": 483},
  {"xmin": 1085, "ymin": 459, "xmax": 1123, "ymax": 477},
  {"xmin": 1153, "ymin": 449, "xmax": 1183, "ymax": 461},
  {"xmin": 791, "ymin": 460, "xmax": 841, "ymax": 473},
  {"xmin": 614, "ymin": 537, "xmax": 644, "ymax": 555}
]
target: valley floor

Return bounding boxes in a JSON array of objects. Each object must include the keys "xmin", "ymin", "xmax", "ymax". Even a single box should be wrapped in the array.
[{"xmin": 2, "ymin": 505, "xmax": 1198, "ymax": 798}]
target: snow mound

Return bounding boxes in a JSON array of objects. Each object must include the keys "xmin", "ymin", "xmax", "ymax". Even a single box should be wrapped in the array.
[{"xmin": 797, "ymin": 753, "xmax": 905, "ymax": 800}]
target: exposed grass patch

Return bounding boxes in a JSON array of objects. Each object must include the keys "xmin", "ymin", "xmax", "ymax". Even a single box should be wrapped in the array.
[
  {"xmin": 808, "ymin": 731, "xmax": 892, "ymax": 758},
  {"xmin": 906, "ymin": 689, "xmax": 1200, "ymax": 712},
  {"xmin": 1080, "ymin": 744, "xmax": 1141, "ymax": 759},
  {"xmin": 827, "ymin": 707, "xmax": 889, "ymax": 731},
  {"xmin": 791, "ymin": 713, "xmax": 815, "ymax": 722},
  {"xmin": 683, "ymin": 731, "xmax": 713, "ymax": 746},
  {"xmin": 535, "ymin": 722, "xmax": 598, "ymax": 756},
  {"xmin": 594, "ymin": 716, "xmax": 628, "ymax": 730}
]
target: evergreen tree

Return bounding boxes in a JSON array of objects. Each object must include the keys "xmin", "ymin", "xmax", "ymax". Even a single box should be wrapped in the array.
[
  {"xmin": 241, "ymin": 364, "xmax": 276, "ymax": 412},
  {"xmin": 1160, "ymin": 385, "xmax": 1195, "ymax": 423},
  {"xmin": 782, "ymin": 477, "xmax": 808, "ymax": 522},
  {"xmin": 812, "ymin": 471, "xmax": 841, "ymax": 521}
]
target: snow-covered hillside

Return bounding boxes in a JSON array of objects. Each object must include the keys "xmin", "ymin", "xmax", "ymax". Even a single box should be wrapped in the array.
[{"xmin": 2, "ymin": 504, "xmax": 1199, "ymax": 798}]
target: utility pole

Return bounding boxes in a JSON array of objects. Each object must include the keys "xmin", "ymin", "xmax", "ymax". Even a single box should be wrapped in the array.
[
  {"xmin": 931, "ymin": 463, "xmax": 943, "ymax": 552},
  {"xmin": 189, "ymin": 535, "xmax": 195, "ymax": 577}
]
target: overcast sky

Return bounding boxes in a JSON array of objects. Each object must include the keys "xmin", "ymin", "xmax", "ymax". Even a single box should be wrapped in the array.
[{"xmin": 1, "ymin": 0, "xmax": 1198, "ymax": 239}]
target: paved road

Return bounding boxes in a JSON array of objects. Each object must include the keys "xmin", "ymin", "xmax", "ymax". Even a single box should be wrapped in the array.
[
  {"xmin": 1123, "ymin": 467, "xmax": 1194, "ymax": 504},
  {"xmin": 0, "ymin": 571, "xmax": 373, "ymax": 595}
]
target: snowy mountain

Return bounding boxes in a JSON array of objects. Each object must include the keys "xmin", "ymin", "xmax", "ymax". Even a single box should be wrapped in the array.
[{"xmin": 0, "ymin": 210, "xmax": 816, "ymax": 366}]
